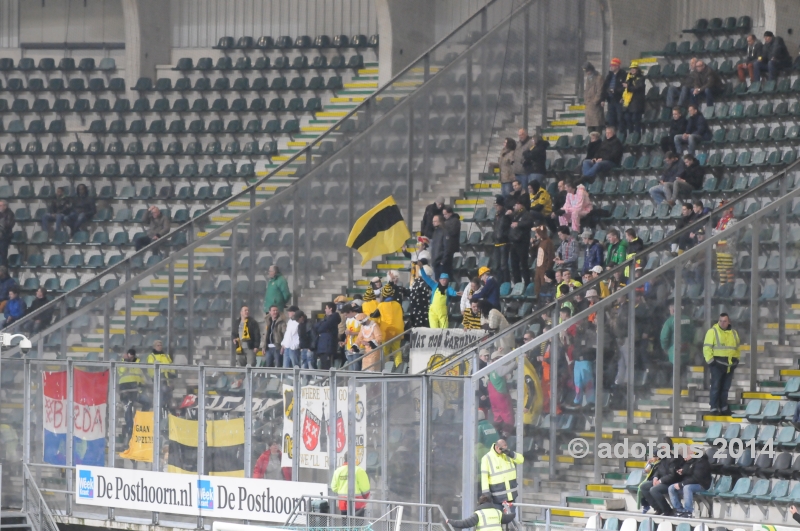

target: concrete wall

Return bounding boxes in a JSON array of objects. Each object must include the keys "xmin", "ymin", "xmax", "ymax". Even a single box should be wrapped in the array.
[
  {"xmin": 122, "ymin": 0, "xmax": 171, "ymax": 87},
  {"xmin": 375, "ymin": 0, "xmax": 436, "ymax": 85},
  {"xmin": 19, "ymin": 0, "xmax": 124, "ymax": 44},
  {"xmin": 605, "ymin": 0, "xmax": 673, "ymax": 65}
]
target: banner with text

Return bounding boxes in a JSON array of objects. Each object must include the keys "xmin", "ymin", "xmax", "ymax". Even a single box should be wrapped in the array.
[
  {"xmin": 75, "ymin": 465, "xmax": 326, "ymax": 523},
  {"xmin": 281, "ymin": 385, "xmax": 366, "ymax": 470},
  {"xmin": 408, "ymin": 328, "xmax": 487, "ymax": 374}
]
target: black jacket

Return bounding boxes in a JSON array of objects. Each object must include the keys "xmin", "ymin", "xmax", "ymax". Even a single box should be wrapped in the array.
[
  {"xmin": 71, "ymin": 192, "xmax": 97, "ymax": 218},
  {"xmin": 651, "ymin": 456, "xmax": 686, "ymax": 485},
  {"xmin": 668, "ymin": 116, "xmax": 688, "ymax": 138},
  {"xmin": 660, "ymin": 159, "xmax": 685, "ymax": 184},
  {"xmin": 602, "ymin": 68, "xmax": 627, "ymax": 102},
  {"xmin": 586, "ymin": 139, "xmax": 601, "ymax": 159},
  {"xmin": 763, "ymin": 36, "xmax": 792, "ymax": 67},
  {"xmin": 509, "ymin": 210, "xmax": 533, "ymax": 244},
  {"xmin": 49, "ymin": 196, "xmax": 72, "ymax": 215},
  {"xmin": 682, "ymin": 162, "xmax": 704, "ymax": 190},
  {"xmin": 449, "ymin": 503, "xmax": 515, "ymax": 529},
  {"xmin": 298, "ymin": 321, "xmax": 313, "ymax": 350},
  {"xmin": 685, "ymin": 112, "xmax": 711, "ymax": 141},
  {"xmin": 314, "ymin": 312, "xmax": 341, "ymax": 356},
  {"xmin": 420, "ymin": 203, "xmax": 443, "ymax": 239},
  {"xmin": 593, "ymin": 136, "xmax": 624, "ymax": 165},
  {"xmin": 0, "ymin": 209, "xmax": 15, "ymax": 240},
  {"xmin": 506, "ymin": 189, "xmax": 530, "ymax": 211},
  {"xmin": 627, "ymin": 237, "xmax": 645, "ymax": 254},
  {"xmin": 233, "ymin": 317, "xmax": 262, "ymax": 350},
  {"xmin": 662, "ymin": 455, "xmax": 712, "ymax": 489},
  {"xmin": 493, "ymin": 210, "xmax": 511, "ymax": 244},
  {"xmin": 522, "ymin": 140, "xmax": 549, "ymax": 174},
  {"xmin": 443, "ymin": 215, "xmax": 461, "ymax": 254},
  {"xmin": 27, "ymin": 295, "xmax": 53, "ymax": 325},
  {"xmin": 430, "ymin": 226, "xmax": 446, "ymax": 266},
  {"xmin": 623, "ymin": 73, "xmax": 647, "ymax": 114},
  {"xmin": 745, "ymin": 41, "xmax": 763, "ymax": 62}
]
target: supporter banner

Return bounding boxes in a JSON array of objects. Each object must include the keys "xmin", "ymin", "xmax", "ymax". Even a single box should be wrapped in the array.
[
  {"xmin": 75, "ymin": 465, "xmax": 325, "ymax": 523},
  {"xmin": 408, "ymin": 327, "xmax": 487, "ymax": 374},
  {"xmin": 118, "ymin": 411, "xmax": 154, "ymax": 462},
  {"xmin": 43, "ymin": 370, "xmax": 109, "ymax": 466},
  {"xmin": 281, "ymin": 385, "xmax": 366, "ymax": 470},
  {"xmin": 167, "ymin": 415, "xmax": 245, "ymax": 477}
]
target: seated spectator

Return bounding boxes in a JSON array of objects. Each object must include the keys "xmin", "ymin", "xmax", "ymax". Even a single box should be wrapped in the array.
[
  {"xmin": 621, "ymin": 61, "xmax": 646, "ymax": 136},
  {"xmin": 135, "ymin": 206, "xmax": 172, "ymax": 251},
  {"xmin": 660, "ymin": 108, "xmax": 687, "ymax": 154},
  {"xmin": 559, "ymin": 181, "xmax": 592, "ymax": 232},
  {"xmin": 528, "ymin": 181, "xmax": 552, "ymax": 225},
  {"xmin": 737, "ymin": 34, "xmax": 762, "ymax": 84},
  {"xmin": 0, "ymin": 267, "xmax": 17, "ymax": 313},
  {"xmin": 581, "ymin": 126, "xmax": 623, "ymax": 179},
  {"xmin": 649, "ymin": 152, "xmax": 685, "ymax": 205},
  {"xmin": 580, "ymin": 230, "xmax": 604, "ymax": 276},
  {"xmin": 585, "ymin": 131, "xmax": 601, "ymax": 159},
  {"xmin": 685, "ymin": 60, "xmax": 724, "ymax": 108},
  {"xmin": 674, "ymin": 104, "xmax": 710, "ymax": 156},
  {"xmin": 42, "ymin": 187, "xmax": 71, "ymax": 234},
  {"xmin": 757, "ymin": 31, "xmax": 792, "ymax": 81},
  {"xmin": 626, "ymin": 228, "xmax": 645, "ymax": 255},
  {"xmin": 639, "ymin": 438, "xmax": 686, "ymax": 516},
  {"xmin": 497, "ymin": 138, "xmax": 516, "ymax": 197},
  {"xmin": 666, "ymin": 452, "xmax": 712, "ymax": 518},
  {"xmin": 680, "ymin": 154, "xmax": 705, "ymax": 193},
  {"xmin": 554, "ymin": 226, "xmax": 579, "ymax": 274},
  {"xmin": 3, "ymin": 287, "xmax": 25, "ymax": 327},
  {"xmin": 589, "ymin": 265, "xmax": 610, "ymax": 298},
  {"xmin": 0, "ymin": 201, "xmax": 15, "ymax": 267},
  {"xmin": 521, "ymin": 135, "xmax": 549, "ymax": 185},
  {"xmin": 558, "ymin": 269, "xmax": 582, "ymax": 295},
  {"xmin": 67, "ymin": 184, "xmax": 96, "ymax": 236},
  {"xmin": 24, "ymin": 287, "xmax": 53, "ymax": 334},
  {"xmin": 462, "ymin": 300, "xmax": 483, "ymax": 330},
  {"xmin": 692, "ymin": 198, "xmax": 711, "ymax": 218},
  {"xmin": 583, "ymin": 62, "xmax": 605, "ymax": 133},
  {"xmin": 665, "ymin": 58, "xmax": 697, "ymax": 108}
]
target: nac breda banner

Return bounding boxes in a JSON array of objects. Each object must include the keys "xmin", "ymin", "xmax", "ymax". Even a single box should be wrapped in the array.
[
  {"xmin": 43, "ymin": 370, "xmax": 109, "ymax": 466},
  {"xmin": 75, "ymin": 465, "xmax": 325, "ymax": 523},
  {"xmin": 281, "ymin": 385, "xmax": 366, "ymax": 470}
]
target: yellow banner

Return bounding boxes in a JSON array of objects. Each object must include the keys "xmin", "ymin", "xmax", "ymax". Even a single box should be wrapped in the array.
[{"xmin": 119, "ymin": 411, "xmax": 153, "ymax": 462}]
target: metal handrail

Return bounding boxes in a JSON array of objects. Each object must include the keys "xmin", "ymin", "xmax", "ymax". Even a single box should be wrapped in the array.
[
  {"xmin": 22, "ymin": 463, "xmax": 60, "ymax": 531},
  {"xmin": 429, "ymin": 156, "xmax": 800, "ymax": 375},
  {"xmin": 10, "ymin": 0, "xmax": 514, "ymax": 334}
]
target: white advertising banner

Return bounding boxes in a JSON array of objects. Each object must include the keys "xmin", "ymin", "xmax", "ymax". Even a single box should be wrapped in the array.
[
  {"xmin": 281, "ymin": 385, "xmax": 366, "ymax": 470},
  {"xmin": 408, "ymin": 327, "xmax": 487, "ymax": 374},
  {"xmin": 75, "ymin": 465, "xmax": 326, "ymax": 523}
]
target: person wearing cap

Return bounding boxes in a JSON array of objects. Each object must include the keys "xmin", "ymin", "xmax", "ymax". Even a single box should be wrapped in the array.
[
  {"xmin": 419, "ymin": 266, "xmax": 458, "ymax": 328},
  {"xmin": 373, "ymin": 284, "xmax": 405, "ymax": 367},
  {"xmin": 554, "ymin": 226, "xmax": 578, "ymax": 274},
  {"xmin": 261, "ymin": 304, "xmax": 287, "ymax": 368},
  {"xmin": 460, "ymin": 276, "xmax": 481, "ymax": 314},
  {"xmin": 342, "ymin": 304, "xmax": 363, "ymax": 369},
  {"xmin": 532, "ymin": 226, "xmax": 554, "ymax": 298},
  {"xmin": 498, "ymin": 138, "xmax": 517, "ymax": 197},
  {"xmin": 420, "ymin": 196, "xmax": 445, "ymax": 239},
  {"xmin": 621, "ymin": 61, "xmax": 646, "ymax": 137},
  {"xmin": 580, "ymin": 229, "xmax": 604, "ymax": 276},
  {"xmin": 355, "ymin": 313, "xmax": 384, "ymax": 372},
  {"xmin": 757, "ymin": 31, "xmax": 791, "ymax": 81},
  {"xmin": 509, "ymin": 200, "xmax": 534, "ymax": 288},
  {"xmin": 583, "ymin": 62, "xmax": 605, "ymax": 133},
  {"xmin": 580, "ymin": 126, "xmax": 623, "ymax": 179},
  {"xmin": 512, "ymin": 129, "xmax": 535, "ymax": 190},
  {"xmin": 280, "ymin": 306, "xmax": 301, "ymax": 368},
  {"xmin": 361, "ymin": 286, "xmax": 379, "ymax": 320},
  {"xmin": 472, "ymin": 266, "xmax": 501, "ymax": 311},
  {"xmin": 263, "ymin": 265, "xmax": 292, "ymax": 315},
  {"xmin": 492, "ymin": 195, "xmax": 512, "ymax": 285},
  {"xmin": 522, "ymin": 134, "xmax": 549, "ymax": 186},
  {"xmin": 463, "ymin": 300, "xmax": 483, "ymax": 330},
  {"xmin": 602, "ymin": 58, "xmax": 626, "ymax": 132},
  {"xmin": 589, "ymin": 265, "xmax": 610, "ymax": 298}
]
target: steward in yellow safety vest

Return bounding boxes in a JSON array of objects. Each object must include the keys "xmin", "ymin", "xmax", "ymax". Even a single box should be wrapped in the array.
[
  {"xmin": 330, "ymin": 453, "xmax": 371, "ymax": 516},
  {"xmin": 146, "ymin": 340, "xmax": 176, "ymax": 379},
  {"xmin": 118, "ymin": 348, "xmax": 145, "ymax": 392},
  {"xmin": 703, "ymin": 313, "xmax": 740, "ymax": 415},
  {"xmin": 447, "ymin": 495, "xmax": 515, "ymax": 530},
  {"xmin": 480, "ymin": 439, "xmax": 524, "ymax": 506}
]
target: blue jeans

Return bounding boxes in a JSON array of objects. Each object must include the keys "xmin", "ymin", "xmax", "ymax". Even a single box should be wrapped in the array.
[
  {"xmin": 573, "ymin": 360, "xmax": 595, "ymax": 405},
  {"xmin": 623, "ymin": 111, "xmax": 642, "ymax": 136},
  {"xmin": 501, "ymin": 182, "xmax": 514, "ymax": 197},
  {"xmin": 346, "ymin": 353, "xmax": 362, "ymax": 371},
  {"xmin": 668, "ymin": 483, "xmax": 703, "ymax": 513},
  {"xmin": 42, "ymin": 213, "xmax": 65, "ymax": 232},
  {"xmin": 528, "ymin": 173, "xmax": 544, "ymax": 185},
  {"xmin": 606, "ymin": 99, "xmax": 624, "ymax": 129},
  {"xmin": 674, "ymin": 134, "xmax": 703, "ymax": 155},
  {"xmin": 66, "ymin": 212, "xmax": 88, "ymax": 233},
  {"xmin": 649, "ymin": 184, "xmax": 669, "ymax": 204},
  {"xmin": 665, "ymin": 86, "xmax": 689, "ymax": 108},
  {"xmin": 581, "ymin": 159, "xmax": 615, "ymax": 178},
  {"xmin": 755, "ymin": 59, "xmax": 789, "ymax": 82},
  {"xmin": 709, "ymin": 362, "xmax": 735, "ymax": 411},
  {"xmin": 300, "ymin": 349, "xmax": 315, "ymax": 369},
  {"xmin": 283, "ymin": 348, "xmax": 299, "ymax": 368},
  {"xmin": 264, "ymin": 346, "xmax": 280, "ymax": 367}
]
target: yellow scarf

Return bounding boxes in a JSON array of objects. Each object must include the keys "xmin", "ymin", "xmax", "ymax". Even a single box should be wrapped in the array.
[
  {"xmin": 622, "ymin": 72, "xmax": 636, "ymax": 108},
  {"xmin": 237, "ymin": 319, "xmax": 250, "ymax": 353}
]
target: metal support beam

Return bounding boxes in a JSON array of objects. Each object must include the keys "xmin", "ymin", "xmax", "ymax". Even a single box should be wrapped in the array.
[
  {"xmin": 750, "ymin": 217, "xmax": 760, "ymax": 392},
  {"xmin": 407, "ymin": 106, "xmax": 414, "ymax": 225},
  {"xmin": 779, "ymin": 173, "xmax": 788, "ymax": 345},
  {"xmin": 292, "ymin": 367, "xmax": 301, "ymax": 481},
  {"xmin": 575, "ymin": 0, "xmax": 586, "ymax": 98},
  {"xmin": 347, "ymin": 156, "xmax": 354, "ymax": 289},
  {"xmin": 66, "ymin": 358, "xmax": 74, "ymax": 515},
  {"xmin": 593, "ymin": 311, "xmax": 605, "ymax": 483},
  {"xmin": 347, "ymin": 376, "xmax": 357, "ymax": 518},
  {"xmin": 103, "ymin": 298, "xmax": 110, "ymax": 361},
  {"xmin": 249, "ymin": 189, "xmax": 257, "ymax": 311},
  {"xmin": 462, "ymin": 375, "xmax": 476, "ymax": 517},
  {"xmin": 673, "ymin": 267, "xmax": 683, "ymax": 437},
  {"xmin": 465, "ymin": 54, "xmax": 473, "ymax": 192},
  {"xmin": 515, "ymin": 356, "xmax": 524, "ymax": 503},
  {"xmin": 537, "ymin": 0, "xmax": 548, "ymax": 127},
  {"xmin": 230, "ymin": 227, "xmax": 238, "ymax": 366},
  {"xmin": 197, "ymin": 364, "xmax": 206, "ymax": 530},
  {"xmin": 549, "ymin": 304, "xmax": 558, "ymax": 478},
  {"xmin": 704, "ymin": 218, "xmax": 714, "ymax": 332},
  {"xmin": 328, "ymin": 369, "xmax": 338, "ymax": 484},
  {"xmin": 167, "ymin": 260, "xmax": 175, "ymax": 357},
  {"xmin": 522, "ymin": 7, "xmax": 530, "ymax": 131},
  {"xmin": 244, "ymin": 367, "xmax": 253, "ymax": 478},
  {"xmin": 187, "ymin": 248, "xmax": 195, "ymax": 365},
  {"xmin": 292, "ymin": 189, "xmax": 300, "ymax": 304},
  {"xmin": 419, "ymin": 376, "xmax": 429, "ymax": 511},
  {"xmin": 627, "ymin": 265, "xmax": 635, "ymax": 433},
  {"xmin": 124, "ymin": 263, "xmax": 132, "ymax": 352}
]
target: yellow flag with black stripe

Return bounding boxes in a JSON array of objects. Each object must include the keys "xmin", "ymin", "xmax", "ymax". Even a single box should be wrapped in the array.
[
  {"xmin": 346, "ymin": 196, "xmax": 411, "ymax": 265},
  {"xmin": 167, "ymin": 414, "xmax": 245, "ymax": 477}
]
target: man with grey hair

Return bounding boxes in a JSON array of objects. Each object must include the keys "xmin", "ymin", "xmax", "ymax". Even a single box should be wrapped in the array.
[
  {"xmin": 135, "ymin": 205, "xmax": 171, "ymax": 251},
  {"xmin": 0, "ymin": 200, "xmax": 15, "ymax": 266},
  {"xmin": 420, "ymin": 196, "xmax": 445, "ymax": 238}
]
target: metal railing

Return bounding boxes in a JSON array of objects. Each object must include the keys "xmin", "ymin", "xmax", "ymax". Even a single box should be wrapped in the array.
[{"xmin": 22, "ymin": 464, "xmax": 59, "ymax": 531}]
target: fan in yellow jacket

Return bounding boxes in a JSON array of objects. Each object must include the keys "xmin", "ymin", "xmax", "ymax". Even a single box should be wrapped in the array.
[{"xmin": 371, "ymin": 284, "xmax": 405, "ymax": 366}]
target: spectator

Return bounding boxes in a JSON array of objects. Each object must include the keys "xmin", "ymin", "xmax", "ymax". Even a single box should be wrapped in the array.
[
  {"xmin": 521, "ymin": 135, "xmax": 549, "ymax": 185},
  {"xmin": 341, "ymin": 304, "xmax": 362, "ymax": 369},
  {"xmin": 420, "ymin": 197, "xmax": 444, "ymax": 238},
  {"xmin": 666, "ymin": 452, "xmax": 712, "ymax": 518},
  {"xmin": 621, "ymin": 61, "xmax": 646, "ymax": 136},
  {"xmin": 134, "ymin": 205, "xmax": 171, "ymax": 251},
  {"xmin": 375, "ymin": 284, "xmax": 405, "ymax": 365},
  {"xmin": 24, "ymin": 287, "xmax": 53, "ymax": 335},
  {"xmin": 528, "ymin": 180, "xmax": 552, "ymax": 225},
  {"xmin": 585, "ymin": 131, "xmax": 602, "ymax": 159},
  {"xmin": 42, "ymin": 187, "xmax": 71, "ymax": 234},
  {"xmin": 602, "ymin": 58, "xmax": 626, "ymax": 131},
  {"xmin": 354, "ymin": 313, "xmax": 383, "ymax": 372},
  {"xmin": 639, "ymin": 438, "xmax": 686, "ymax": 516},
  {"xmin": 684, "ymin": 229, "xmax": 707, "ymax": 285},
  {"xmin": 485, "ymin": 356, "xmax": 516, "ymax": 437},
  {"xmin": 479, "ymin": 301, "xmax": 513, "ymax": 353},
  {"xmin": 419, "ymin": 268, "xmax": 458, "ymax": 328},
  {"xmin": 491, "ymin": 196, "xmax": 511, "ymax": 284},
  {"xmin": 737, "ymin": 34, "xmax": 763, "ymax": 84},
  {"xmin": 660, "ymin": 108, "xmax": 687, "ymax": 154},
  {"xmin": 589, "ymin": 265, "xmax": 610, "ymax": 297},
  {"xmin": 626, "ymin": 228, "xmax": 645, "ymax": 254},
  {"xmin": 757, "ymin": 31, "xmax": 792, "ymax": 81},
  {"xmin": 558, "ymin": 269, "xmax": 582, "ymax": 295},
  {"xmin": 362, "ymin": 287, "xmax": 378, "ymax": 317},
  {"xmin": 280, "ymin": 306, "xmax": 301, "ymax": 368},
  {"xmin": 460, "ymin": 276, "xmax": 480, "ymax": 314},
  {"xmin": 559, "ymin": 182, "xmax": 592, "ymax": 233},
  {"xmin": 330, "ymin": 453, "xmax": 370, "ymax": 516},
  {"xmin": 233, "ymin": 306, "xmax": 261, "ymax": 367},
  {"xmin": 441, "ymin": 206, "xmax": 461, "ymax": 277},
  {"xmin": 146, "ymin": 340, "xmax": 175, "ymax": 412},
  {"xmin": 692, "ymin": 198, "xmax": 711, "ymax": 218},
  {"xmin": 67, "ymin": 184, "xmax": 96, "ymax": 236},
  {"xmin": 0, "ymin": 201, "xmax": 15, "ymax": 267},
  {"xmin": 532, "ymin": 226, "xmax": 555, "ymax": 297},
  {"xmin": 3, "ymin": 287, "xmax": 25, "ymax": 327},
  {"xmin": 505, "ymin": 179, "xmax": 530, "ymax": 211},
  {"xmin": 0, "ymin": 267, "xmax": 17, "ymax": 313},
  {"xmin": 661, "ymin": 303, "xmax": 693, "ymax": 365},
  {"xmin": 554, "ymin": 226, "xmax": 579, "ymax": 274},
  {"xmin": 497, "ymin": 139, "xmax": 516, "ymax": 197},
  {"xmin": 472, "ymin": 267, "xmax": 501, "ymax": 311},
  {"xmin": 509, "ymin": 201, "xmax": 534, "ymax": 287},
  {"xmin": 295, "ymin": 312, "xmax": 314, "ymax": 369},
  {"xmin": 447, "ymin": 495, "xmax": 515, "ymax": 530},
  {"xmin": 686, "ymin": 60, "xmax": 724, "ymax": 108},
  {"xmin": 462, "ymin": 300, "xmax": 483, "ymax": 330},
  {"xmin": 580, "ymin": 230, "xmax": 604, "ymax": 276},
  {"xmin": 511, "ymin": 129, "xmax": 535, "ymax": 189},
  {"xmin": 665, "ymin": 57, "xmax": 697, "ymax": 108},
  {"xmin": 649, "ymin": 151, "xmax": 685, "ymax": 205},
  {"xmin": 314, "ymin": 302, "xmax": 342, "ymax": 370},
  {"xmin": 604, "ymin": 229, "xmax": 628, "ymax": 269},
  {"xmin": 581, "ymin": 126, "xmax": 624, "ymax": 179},
  {"xmin": 675, "ymin": 203, "xmax": 696, "ymax": 251},
  {"xmin": 260, "ymin": 305, "xmax": 286, "ymax": 367},
  {"xmin": 681, "ymin": 154, "xmax": 705, "ymax": 193},
  {"xmin": 674, "ymin": 104, "xmax": 710, "ymax": 156},
  {"xmin": 252, "ymin": 440, "xmax": 290, "ymax": 480},
  {"xmin": 583, "ymin": 62, "xmax": 605, "ymax": 133},
  {"xmin": 429, "ymin": 214, "xmax": 446, "ymax": 280},
  {"xmin": 704, "ymin": 313, "xmax": 740, "ymax": 415},
  {"xmin": 263, "ymin": 265, "xmax": 292, "ymax": 314},
  {"xmin": 409, "ymin": 264, "xmax": 433, "ymax": 328}
]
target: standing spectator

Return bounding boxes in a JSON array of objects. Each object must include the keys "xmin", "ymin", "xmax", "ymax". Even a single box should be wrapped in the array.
[
  {"xmin": 233, "ymin": 306, "xmax": 261, "ymax": 367},
  {"xmin": 559, "ymin": 182, "xmax": 592, "ymax": 232},
  {"xmin": 67, "ymin": 184, "xmax": 96, "ymax": 236},
  {"xmin": 146, "ymin": 340, "xmax": 175, "ymax": 413},
  {"xmin": 687, "ymin": 60, "xmax": 724, "ymax": 108},
  {"xmin": 661, "ymin": 303, "xmax": 694, "ymax": 365},
  {"xmin": 441, "ymin": 206, "xmax": 461, "ymax": 278},
  {"xmin": 738, "ymin": 34, "xmax": 763, "ymax": 84},
  {"xmin": 430, "ymin": 215, "xmax": 446, "ymax": 280},
  {"xmin": 581, "ymin": 126, "xmax": 624, "ymax": 179},
  {"xmin": 24, "ymin": 287, "xmax": 53, "ymax": 335},
  {"xmin": 492, "ymin": 196, "xmax": 511, "ymax": 284},
  {"xmin": 505, "ymin": 180, "xmax": 530, "ymax": 210},
  {"xmin": 605, "ymin": 229, "xmax": 628, "ymax": 269},
  {"xmin": 704, "ymin": 313, "xmax": 740, "ymax": 414},
  {"xmin": 0, "ymin": 201, "xmax": 15, "ymax": 266},
  {"xmin": 314, "ymin": 302, "xmax": 341, "ymax": 370},
  {"xmin": 420, "ymin": 197, "xmax": 444, "ymax": 239},
  {"xmin": 626, "ymin": 228, "xmax": 645, "ymax": 254},
  {"xmin": 0, "ymin": 267, "xmax": 16, "ymax": 313},
  {"xmin": 263, "ymin": 265, "xmax": 292, "ymax": 314},
  {"xmin": 134, "ymin": 205, "xmax": 171, "ymax": 251},
  {"xmin": 528, "ymin": 180, "xmax": 552, "ymax": 225},
  {"xmin": 666, "ymin": 57, "xmax": 698, "ymax": 108},
  {"xmin": 375, "ymin": 284, "xmax": 405, "ymax": 366},
  {"xmin": 512, "ymin": 129, "xmax": 535, "ymax": 189},
  {"xmin": 295, "ymin": 312, "xmax": 314, "ymax": 369},
  {"xmin": 252, "ymin": 440, "xmax": 290, "ymax": 480},
  {"xmin": 649, "ymin": 152, "xmax": 685, "ymax": 205},
  {"xmin": 472, "ymin": 267, "xmax": 501, "ymax": 310},
  {"xmin": 554, "ymin": 226, "xmax": 579, "ymax": 274},
  {"xmin": 660, "ymin": 108, "xmax": 687, "ymax": 154},
  {"xmin": 342, "ymin": 304, "xmax": 362, "ymax": 369},
  {"xmin": 462, "ymin": 300, "xmax": 483, "ymax": 330},
  {"xmin": 521, "ymin": 135, "xmax": 549, "ymax": 185},
  {"xmin": 583, "ymin": 62, "xmax": 605, "ymax": 133},
  {"xmin": 281, "ymin": 306, "xmax": 301, "ymax": 368},
  {"xmin": 2, "ymin": 287, "xmax": 25, "ymax": 327},
  {"xmin": 460, "ymin": 277, "xmax": 480, "ymax": 314},
  {"xmin": 580, "ymin": 230, "xmax": 604, "ymax": 276},
  {"xmin": 41, "ymin": 187, "xmax": 71, "ymax": 234},
  {"xmin": 354, "ymin": 313, "xmax": 383, "ymax": 372},
  {"xmin": 676, "ymin": 203, "xmax": 697, "ymax": 251},
  {"xmin": 260, "ymin": 305, "xmax": 286, "ymax": 367},
  {"xmin": 621, "ymin": 61, "xmax": 646, "ymax": 136},
  {"xmin": 330, "ymin": 453, "xmax": 371, "ymax": 516},
  {"xmin": 674, "ymin": 104, "xmax": 710, "ymax": 156},
  {"xmin": 757, "ymin": 31, "xmax": 792, "ymax": 81},
  {"xmin": 497, "ymin": 139, "xmax": 517, "ymax": 197},
  {"xmin": 409, "ymin": 265, "xmax": 432, "ymax": 328},
  {"xmin": 480, "ymin": 302, "xmax": 513, "ymax": 354},
  {"xmin": 508, "ymin": 201, "xmax": 534, "ymax": 287},
  {"xmin": 602, "ymin": 58, "xmax": 626, "ymax": 131},
  {"xmin": 419, "ymin": 267, "xmax": 458, "ymax": 328},
  {"xmin": 532, "ymin": 226, "xmax": 554, "ymax": 297}
]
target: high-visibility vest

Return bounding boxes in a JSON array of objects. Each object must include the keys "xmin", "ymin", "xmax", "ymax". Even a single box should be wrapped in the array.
[
  {"xmin": 475, "ymin": 507, "xmax": 504, "ymax": 531},
  {"xmin": 146, "ymin": 352, "xmax": 176, "ymax": 378},
  {"xmin": 118, "ymin": 359, "xmax": 145, "ymax": 385},
  {"xmin": 330, "ymin": 464, "xmax": 370, "ymax": 511},
  {"xmin": 703, "ymin": 324, "xmax": 740, "ymax": 370},
  {"xmin": 480, "ymin": 449, "xmax": 523, "ymax": 502}
]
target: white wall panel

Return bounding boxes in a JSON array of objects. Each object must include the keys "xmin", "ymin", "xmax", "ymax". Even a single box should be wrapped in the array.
[
  {"xmin": 0, "ymin": 0, "xmax": 19, "ymax": 48},
  {"xmin": 19, "ymin": 0, "xmax": 123, "ymax": 43}
]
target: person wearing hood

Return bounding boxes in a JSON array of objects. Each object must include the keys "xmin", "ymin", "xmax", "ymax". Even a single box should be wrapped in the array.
[
  {"xmin": 471, "ymin": 267, "xmax": 501, "ymax": 310},
  {"xmin": 528, "ymin": 180, "xmax": 552, "ymax": 225},
  {"xmin": 580, "ymin": 229, "xmax": 604, "ymax": 276},
  {"xmin": 522, "ymin": 135, "xmax": 549, "ymax": 185},
  {"xmin": 498, "ymin": 138, "xmax": 517, "ymax": 197},
  {"xmin": 492, "ymin": 195, "xmax": 512, "ymax": 284},
  {"xmin": 583, "ymin": 62, "xmax": 605, "ymax": 133},
  {"xmin": 354, "ymin": 313, "xmax": 383, "ymax": 372},
  {"xmin": 532, "ymin": 226, "xmax": 555, "ymax": 297},
  {"xmin": 420, "ymin": 197, "xmax": 444, "ymax": 239},
  {"xmin": 67, "ymin": 183, "xmax": 96, "ymax": 236},
  {"xmin": 602, "ymin": 58, "xmax": 627, "ymax": 132},
  {"xmin": 419, "ymin": 268, "xmax": 458, "ymax": 329},
  {"xmin": 621, "ymin": 61, "xmax": 646, "ymax": 136},
  {"xmin": 361, "ymin": 286, "xmax": 378, "ymax": 317}
]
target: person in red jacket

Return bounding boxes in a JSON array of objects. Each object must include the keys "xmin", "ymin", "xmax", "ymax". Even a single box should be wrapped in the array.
[{"xmin": 252, "ymin": 441, "xmax": 291, "ymax": 480}]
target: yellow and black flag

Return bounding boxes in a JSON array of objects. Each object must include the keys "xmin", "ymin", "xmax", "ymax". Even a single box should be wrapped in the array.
[
  {"xmin": 167, "ymin": 414, "xmax": 245, "ymax": 477},
  {"xmin": 346, "ymin": 196, "xmax": 411, "ymax": 265}
]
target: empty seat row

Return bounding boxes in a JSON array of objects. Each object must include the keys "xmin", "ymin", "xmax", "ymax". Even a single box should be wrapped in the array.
[
  {"xmin": 133, "ymin": 74, "xmax": 343, "ymax": 93},
  {"xmin": 2, "ymin": 77, "xmax": 125, "ymax": 92},
  {"xmin": 211, "ymin": 34, "xmax": 377, "ymax": 51},
  {"xmin": 172, "ymin": 54, "xmax": 364, "ymax": 73},
  {"xmin": 1, "ymin": 138, "xmax": 278, "ymax": 158},
  {"xmin": 0, "ymin": 160, "xmax": 255, "ymax": 179},
  {"xmin": 0, "ymin": 57, "xmax": 116, "ymax": 73}
]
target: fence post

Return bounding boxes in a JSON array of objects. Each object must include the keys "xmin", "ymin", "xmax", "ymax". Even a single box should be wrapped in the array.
[
  {"xmin": 293, "ymin": 366, "xmax": 302, "ymax": 482},
  {"xmin": 750, "ymin": 216, "xmax": 760, "ymax": 391},
  {"xmin": 197, "ymin": 364, "xmax": 206, "ymax": 530},
  {"xmin": 66, "ymin": 358, "xmax": 73, "ymax": 516},
  {"xmin": 594, "ymin": 311, "xmax": 605, "ymax": 483},
  {"xmin": 465, "ymin": 54, "xmax": 473, "ymax": 192},
  {"xmin": 347, "ymin": 376, "xmax": 357, "ymax": 520},
  {"xmin": 167, "ymin": 259, "xmax": 175, "ymax": 358},
  {"xmin": 152, "ymin": 363, "xmax": 161, "ymax": 525},
  {"xmin": 244, "ymin": 366, "xmax": 253, "ymax": 478},
  {"xmin": 522, "ymin": 6, "xmax": 530, "ymax": 131},
  {"xmin": 230, "ymin": 226, "xmax": 238, "ymax": 366},
  {"xmin": 107, "ymin": 360, "xmax": 117, "ymax": 521},
  {"xmin": 187, "ymin": 248, "xmax": 195, "ymax": 365},
  {"xmin": 626, "ymin": 262, "xmax": 635, "ymax": 433},
  {"xmin": 779, "ymin": 172, "xmax": 788, "ymax": 344},
  {"xmin": 673, "ymin": 266, "xmax": 683, "ymax": 437}
]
